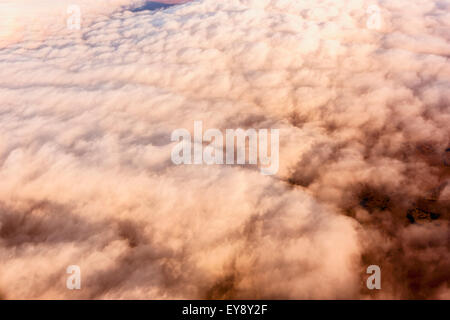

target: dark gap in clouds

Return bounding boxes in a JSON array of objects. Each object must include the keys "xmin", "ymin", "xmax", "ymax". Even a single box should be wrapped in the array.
[{"xmin": 131, "ymin": 2, "xmax": 176, "ymax": 13}]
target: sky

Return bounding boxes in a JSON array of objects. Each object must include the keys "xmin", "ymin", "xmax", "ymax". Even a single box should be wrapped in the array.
[{"xmin": 0, "ymin": 0, "xmax": 449, "ymax": 299}]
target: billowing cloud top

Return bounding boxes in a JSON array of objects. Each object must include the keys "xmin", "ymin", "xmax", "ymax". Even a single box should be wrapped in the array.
[{"xmin": 0, "ymin": 0, "xmax": 449, "ymax": 299}]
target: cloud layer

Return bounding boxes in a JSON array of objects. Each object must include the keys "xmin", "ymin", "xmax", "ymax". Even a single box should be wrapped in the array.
[{"xmin": 0, "ymin": 0, "xmax": 448, "ymax": 299}]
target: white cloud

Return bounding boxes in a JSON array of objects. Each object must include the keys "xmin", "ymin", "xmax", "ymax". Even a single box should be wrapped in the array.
[{"xmin": 0, "ymin": 0, "xmax": 448, "ymax": 299}]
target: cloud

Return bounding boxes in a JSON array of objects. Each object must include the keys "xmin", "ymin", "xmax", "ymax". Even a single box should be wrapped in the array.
[{"xmin": 0, "ymin": 0, "xmax": 448, "ymax": 299}]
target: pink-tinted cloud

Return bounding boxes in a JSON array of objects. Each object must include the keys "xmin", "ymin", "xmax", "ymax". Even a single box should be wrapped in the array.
[{"xmin": 0, "ymin": 0, "xmax": 448, "ymax": 300}]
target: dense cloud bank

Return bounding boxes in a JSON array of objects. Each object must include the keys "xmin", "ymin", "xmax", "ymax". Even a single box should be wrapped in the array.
[{"xmin": 0, "ymin": 0, "xmax": 448, "ymax": 299}]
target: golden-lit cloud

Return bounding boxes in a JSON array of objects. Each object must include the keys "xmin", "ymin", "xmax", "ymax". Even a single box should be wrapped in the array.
[{"xmin": 0, "ymin": 0, "xmax": 448, "ymax": 299}]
